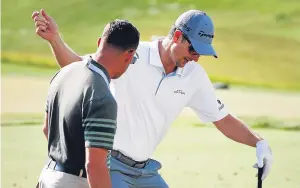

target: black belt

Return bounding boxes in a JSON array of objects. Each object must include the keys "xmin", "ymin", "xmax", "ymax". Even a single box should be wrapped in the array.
[
  {"xmin": 46, "ymin": 158, "xmax": 87, "ymax": 178},
  {"xmin": 111, "ymin": 150, "xmax": 149, "ymax": 169}
]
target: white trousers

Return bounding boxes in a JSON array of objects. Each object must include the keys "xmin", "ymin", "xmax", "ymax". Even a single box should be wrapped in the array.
[{"xmin": 37, "ymin": 168, "xmax": 89, "ymax": 188}]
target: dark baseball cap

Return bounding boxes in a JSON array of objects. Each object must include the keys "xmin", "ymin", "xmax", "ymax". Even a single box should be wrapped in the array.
[{"xmin": 175, "ymin": 10, "xmax": 217, "ymax": 58}]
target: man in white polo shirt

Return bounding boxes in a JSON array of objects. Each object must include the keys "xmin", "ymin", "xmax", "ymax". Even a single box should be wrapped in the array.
[{"xmin": 32, "ymin": 9, "xmax": 273, "ymax": 187}]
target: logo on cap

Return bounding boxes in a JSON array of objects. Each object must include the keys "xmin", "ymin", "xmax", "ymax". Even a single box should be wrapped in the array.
[
  {"xmin": 198, "ymin": 31, "xmax": 214, "ymax": 39},
  {"xmin": 179, "ymin": 23, "xmax": 192, "ymax": 32}
]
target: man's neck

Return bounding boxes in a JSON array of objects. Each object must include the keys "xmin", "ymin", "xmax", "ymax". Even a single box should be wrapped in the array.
[
  {"xmin": 92, "ymin": 52, "xmax": 114, "ymax": 79},
  {"xmin": 159, "ymin": 39, "xmax": 177, "ymax": 75}
]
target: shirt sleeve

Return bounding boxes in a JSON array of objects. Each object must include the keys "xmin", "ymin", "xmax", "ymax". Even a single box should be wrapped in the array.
[
  {"xmin": 187, "ymin": 69, "xmax": 228, "ymax": 123},
  {"xmin": 82, "ymin": 97, "xmax": 117, "ymax": 150}
]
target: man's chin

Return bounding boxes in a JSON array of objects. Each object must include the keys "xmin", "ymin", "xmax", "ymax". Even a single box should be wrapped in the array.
[
  {"xmin": 112, "ymin": 75, "xmax": 121, "ymax": 79},
  {"xmin": 178, "ymin": 62, "xmax": 188, "ymax": 68},
  {"xmin": 175, "ymin": 60, "xmax": 188, "ymax": 68}
]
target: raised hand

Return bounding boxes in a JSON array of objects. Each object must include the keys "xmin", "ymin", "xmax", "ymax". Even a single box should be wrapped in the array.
[{"xmin": 32, "ymin": 9, "xmax": 59, "ymax": 42}]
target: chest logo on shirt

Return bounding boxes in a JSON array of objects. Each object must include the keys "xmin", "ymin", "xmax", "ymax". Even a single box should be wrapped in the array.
[{"xmin": 174, "ymin": 90, "xmax": 186, "ymax": 95}]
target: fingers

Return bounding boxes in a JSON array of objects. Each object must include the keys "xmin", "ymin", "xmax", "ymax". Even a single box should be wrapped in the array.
[
  {"xmin": 256, "ymin": 155, "xmax": 264, "ymax": 168},
  {"xmin": 252, "ymin": 163, "xmax": 258, "ymax": 168},
  {"xmin": 31, "ymin": 11, "xmax": 40, "ymax": 19},
  {"xmin": 253, "ymin": 163, "xmax": 258, "ymax": 177},
  {"xmin": 34, "ymin": 14, "xmax": 49, "ymax": 26},
  {"xmin": 253, "ymin": 163, "xmax": 271, "ymax": 180},
  {"xmin": 34, "ymin": 17, "xmax": 48, "ymax": 32},
  {"xmin": 35, "ymin": 20, "xmax": 48, "ymax": 28},
  {"xmin": 36, "ymin": 27, "xmax": 46, "ymax": 34},
  {"xmin": 32, "ymin": 9, "xmax": 51, "ymax": 22},
  {"xmin": 36, "ymin": 24, "xmax": 47, "ymax": 32},
  {"xmin": 33, "ymin": 14, "xmax": 49, "ymax": 32},
  {"xmin": 33, "ymin": 12, "xmax": 45, "ymax": 33},
  {"xmin": 40, "ymin": 9, "xmax": 50, "ymax": 20},
  {"xmin": 34, "ymin": 15, "xmax": 46, "ymax": 22},
  {"xmin": 261, "ymin": 161, "xmax": 272, "ymax": 180}
]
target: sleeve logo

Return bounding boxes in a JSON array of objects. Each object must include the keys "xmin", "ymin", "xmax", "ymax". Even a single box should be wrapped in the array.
[{"xmin": 217, "ymin": 99, "xmax": 224, "ymax": 110}]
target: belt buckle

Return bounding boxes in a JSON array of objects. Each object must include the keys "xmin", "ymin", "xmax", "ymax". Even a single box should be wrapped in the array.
[
  {"xmin": 113, "ymin": 150, "xmax": 148, "ymax": 169},
  {"xmin": 133, "ymin": 160, "xmax": 148, "ymax": 168},
  {"xmin": 133, "ymin": 163, "xmax": 144, "ymax": 168}
]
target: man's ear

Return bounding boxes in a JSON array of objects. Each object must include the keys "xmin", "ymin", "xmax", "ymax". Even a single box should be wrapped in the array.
[
  {"xmin": 124, "ymin": 50, "xmax": 135, "ymax": 63},
  {"xmin": 97, "ymin": 38, "xmax": 102, "ymax": 47},
  {"xmin": 173, "ymin": 30, "xmax": 182, "ymax": 43}
]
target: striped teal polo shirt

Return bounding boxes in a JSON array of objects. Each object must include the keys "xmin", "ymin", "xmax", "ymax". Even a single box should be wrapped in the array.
[{"xmin": 46, "ymin": 58, "xmax": 117, "ymax": 170}]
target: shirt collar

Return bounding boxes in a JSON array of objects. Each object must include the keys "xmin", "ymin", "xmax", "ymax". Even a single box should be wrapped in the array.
[
  {"xmin": 175, "ymin": 67, "xmax": 184, "ymax": 76},
  {"xmin": 86, "ymin": 58, "xmax": 111, "ymax": 84},
  {"xmin": 149, "ymin": 40, "xmax": 184, "ymax": 77},
  {"xmin": 149, "ymin": 40, "xmax": 164, "ymax": 68}
]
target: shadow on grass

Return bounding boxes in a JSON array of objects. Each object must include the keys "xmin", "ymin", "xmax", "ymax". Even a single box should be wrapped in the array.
[
  {"xmin": 250, "ymin": 117, "xmax": 300, "ymax": 131},
  {"xmin": 1, "ymin": 113, "xmax": 44, "ymax": 127},
  {"xmin": 191, "ymin": 116, "xmax": 300, "ymax": 131},
  {"xmin": 2, "ymin": 113, "xmax": 300, "ymax": 131}
]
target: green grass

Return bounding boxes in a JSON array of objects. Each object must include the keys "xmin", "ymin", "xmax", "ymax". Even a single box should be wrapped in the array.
[
  {"xmin": 2, "ymin": 0, "xmax": 300, "ymax": 90},
  {"xmin": 1, "ymin": 62, "xmax": 58, "ymax": 76},
  {"xmin": 2, "ymin": 122, "xmax": 300, "ymax": 188}
]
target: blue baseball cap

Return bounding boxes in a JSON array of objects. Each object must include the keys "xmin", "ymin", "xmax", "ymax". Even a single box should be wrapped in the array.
[{"xmin": 175, "ymin": 10, "xmax": 217, "ymax": 58}]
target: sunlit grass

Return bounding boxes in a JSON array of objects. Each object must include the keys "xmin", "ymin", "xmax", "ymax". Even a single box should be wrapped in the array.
[{"xmin": 2, "ymin": 0, "xmax": 300, "ymax": 90}]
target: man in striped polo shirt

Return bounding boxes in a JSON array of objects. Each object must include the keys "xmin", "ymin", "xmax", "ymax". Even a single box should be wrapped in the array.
[{"xmin": 36, "ymin": 20, "xmax": 140, "ymax": 188}]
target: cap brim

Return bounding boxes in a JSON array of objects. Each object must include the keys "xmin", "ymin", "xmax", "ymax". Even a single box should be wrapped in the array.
[{"xmin": 189, "ymin": 38, "xmax": 218, "ymax": 58}]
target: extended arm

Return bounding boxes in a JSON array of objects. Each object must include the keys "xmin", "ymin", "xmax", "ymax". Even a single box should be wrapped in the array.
[
  {"xmin": 213, "ymin": 114, "xmax": 262, "ymax": 147},
  {"xmin": 187, "ymin": 69, "xmax": 273, "ymax": 181},
  {"xmin": 48, "ymin": 35, "xmax": 82, "ymax": 67}
]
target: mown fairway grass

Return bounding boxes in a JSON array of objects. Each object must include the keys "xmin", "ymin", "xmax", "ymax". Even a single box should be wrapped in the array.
[
  {"xmin": 2, "ymin": 62, "xmax": 300, "ymax": 122},
  {"xmin": 2, "ymin": 124, "xmax": 300, "ymax": 188},
  {"xmin": 2, "ymin": 0, "xmax": 300, "ymax": 90}
]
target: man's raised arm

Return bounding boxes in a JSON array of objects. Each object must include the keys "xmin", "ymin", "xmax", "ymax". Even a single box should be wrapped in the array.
[{"xmin": 32, "ymin": 9, "xmax": 82, "ymax": 68}]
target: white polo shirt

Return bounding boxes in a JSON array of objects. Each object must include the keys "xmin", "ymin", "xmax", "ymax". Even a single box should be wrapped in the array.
[{"xmin": 110, "ymin": 40, "xmax": 228, "ymax": 161}]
